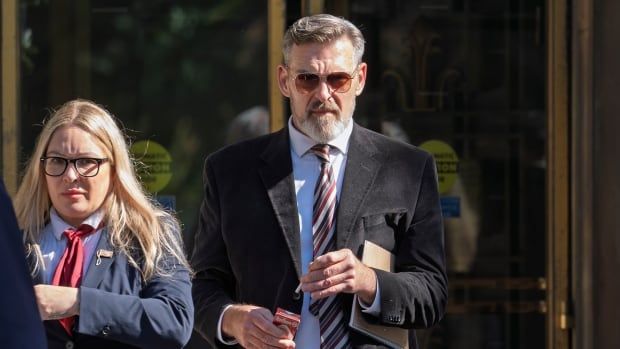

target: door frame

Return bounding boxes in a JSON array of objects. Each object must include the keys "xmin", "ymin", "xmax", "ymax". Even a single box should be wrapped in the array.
[
  {"xmin": 547, "ymin": 0, "xmax": 571, "ymax": 348},
  {"xmin": 2, "ymin": 0, "xmax": 575, "ymax": 346},
  {"xmin": 571, "ymin": 0, "xmax": 594, "ymax": 347},
  {"xmin": 1, "ymin": 0, "xmax": 20, "ymax": 195}
]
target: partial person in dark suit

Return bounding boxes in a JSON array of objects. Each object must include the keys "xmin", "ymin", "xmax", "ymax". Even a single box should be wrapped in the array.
[
  {"xmin": 0, "ymin": 178, "xmax": 47, "ymax": 348},
  {"xmin": 191, "ymin": 14, "xmax": 447, "ymax": 349},
  {"xmin": 13, "ymin": 99, "xmax": 193, "ymax": 349}
]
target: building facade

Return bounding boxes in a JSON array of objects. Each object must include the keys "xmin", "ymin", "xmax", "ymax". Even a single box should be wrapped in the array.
[{"xmin": 1, "ymin": 1, "xmax": 618, "ymax": 348}]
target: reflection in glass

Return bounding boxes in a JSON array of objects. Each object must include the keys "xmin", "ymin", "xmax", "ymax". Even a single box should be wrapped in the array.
[
  {"xmin": 20, "ymin": 0, "xmax": 269, "ymax": 247},
  {"xmin": 325, "ymin": 0, "xmax": 547, "ymax": 348}
]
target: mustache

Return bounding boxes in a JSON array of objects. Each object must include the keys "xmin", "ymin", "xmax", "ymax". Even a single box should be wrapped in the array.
[{"xmin": 309, "ymin": 100, "xmax": 337, "ymax": 112}]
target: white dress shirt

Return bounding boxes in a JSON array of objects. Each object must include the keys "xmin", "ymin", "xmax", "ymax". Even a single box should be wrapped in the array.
[
  {"xmin": 38, "ymin": 208, "xmax": 104, "ymax": 284},
  {"xmin": 217, "ymin": 118, "xmax": 380, "ymax": 346}
]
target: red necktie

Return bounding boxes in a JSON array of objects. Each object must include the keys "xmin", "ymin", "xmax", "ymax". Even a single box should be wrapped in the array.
[{"xmin": 51, "ymin": 224, "xmax": 95, "ymax": 335}]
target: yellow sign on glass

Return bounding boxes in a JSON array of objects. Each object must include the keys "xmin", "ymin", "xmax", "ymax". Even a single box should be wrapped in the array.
[
  {"xmin": 130, "ymin": 140, "xmax": 172, "ymax": 193},
  {"xmin": 419, "ymin": 140, "xmax": 459, "ymax": 194}
]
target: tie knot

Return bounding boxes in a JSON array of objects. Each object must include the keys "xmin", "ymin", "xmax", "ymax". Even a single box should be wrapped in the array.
[
  {"xmin": 64, "ymin": 224, "xmax": 95, "ymax": 240},
  {"xmin": 311, "ymin": 144, "xmax": 331, "ymax": 164}
]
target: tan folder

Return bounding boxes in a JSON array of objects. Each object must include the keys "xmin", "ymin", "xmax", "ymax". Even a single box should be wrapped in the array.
[{"xmin": 349, "ymin": 240, "xmax": 409, "ymax": 349}]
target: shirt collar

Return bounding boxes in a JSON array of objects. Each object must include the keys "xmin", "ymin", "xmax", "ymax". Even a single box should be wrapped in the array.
[
  {"xmin": 50, "ymin": 207, "xmax": 104, "ymax": 240},
  {"xmin": 288, "ymin": 116, "xmax": 353, "ymax": 157}
]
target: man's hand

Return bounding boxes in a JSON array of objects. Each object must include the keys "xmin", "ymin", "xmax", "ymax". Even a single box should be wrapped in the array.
[
  {"xmin": 300, "ymin": 248, "xmax": 377, "ymax": 304},
  {"xmin": 222, "ymin": 304, "xmax": 295, "ymax": 348},
  {"xmin": 34, "ymin": 285, "xmax": 79, "ymax": 320}
]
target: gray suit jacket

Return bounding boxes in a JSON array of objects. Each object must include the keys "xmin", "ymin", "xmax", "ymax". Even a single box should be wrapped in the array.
[
  {"xmin": 31, "ymin": 229, "xmax": 194, "ymax": 349},
  {"xmin": 192, "ymin": 124, "xmax": 447, "ymax": 348}
]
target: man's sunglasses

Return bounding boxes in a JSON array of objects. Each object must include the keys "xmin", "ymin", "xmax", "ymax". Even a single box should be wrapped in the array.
[{"xmin": 290, "ymin": 68, "xmax": 359, "ymax": 94}]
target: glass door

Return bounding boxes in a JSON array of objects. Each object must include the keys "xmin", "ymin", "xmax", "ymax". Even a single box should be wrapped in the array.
[
  {"xmin": 20, "ymin": 3, "xmax": 273, "ymax": 346},
  {"xmin": 320, "ymin": 1, "xmax": 555, "ymax": 348},
  {"xmin": 19, "ymin": 0, "xmax": 270, "ymax": 252}
]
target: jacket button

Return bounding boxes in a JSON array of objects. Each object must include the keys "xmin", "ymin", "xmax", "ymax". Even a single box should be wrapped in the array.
[
  {"xmin": 102, "ymin": 325, "xmax": 111, "ymax": 336},
  {"xmin": 65, "ymin": 341, "xmax": 74, "ymax": 349}
]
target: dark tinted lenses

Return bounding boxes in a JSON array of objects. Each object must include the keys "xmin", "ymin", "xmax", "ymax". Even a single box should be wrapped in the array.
[
  {"xmin": 326, "ymin": 73, "xmax": 354, "ymax": 91},
  {"xmin": 294, "ymin": 72, "xmax": 354, "ymax": 94}
]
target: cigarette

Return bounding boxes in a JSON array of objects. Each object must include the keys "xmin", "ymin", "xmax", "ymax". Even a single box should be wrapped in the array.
[{"xmin": 293, "ymin": 283, "xmax": 302, "ymax": 300}]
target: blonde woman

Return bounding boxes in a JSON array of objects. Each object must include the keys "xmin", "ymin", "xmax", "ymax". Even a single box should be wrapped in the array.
[{"xmin": 14, "ymin": 99, "xmax": 193, "ymax": 349}]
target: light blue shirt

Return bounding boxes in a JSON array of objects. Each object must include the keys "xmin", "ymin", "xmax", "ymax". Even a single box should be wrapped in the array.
[{"xmin": 38, "ymin": 208, "xmax": 103, "ymax": 284}]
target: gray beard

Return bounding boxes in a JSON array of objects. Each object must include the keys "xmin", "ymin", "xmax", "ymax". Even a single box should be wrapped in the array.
[{"xmin": 297, "ymin": 116, "xmax": 349, "ymax": 143}]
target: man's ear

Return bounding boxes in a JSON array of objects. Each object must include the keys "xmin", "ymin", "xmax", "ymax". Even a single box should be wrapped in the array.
[
  {"xmin": 278, "ymin": 65, "xmax": 291, "ymax": 97},
  {"xmin": 354, "ymin": 62, "xmax": 368, "ymax": 96}
]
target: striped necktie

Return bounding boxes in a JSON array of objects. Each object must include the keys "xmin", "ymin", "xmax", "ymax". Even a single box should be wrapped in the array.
[{"xmin": 308, "ymin": 144, "xmax": 351, "ymax": 349}]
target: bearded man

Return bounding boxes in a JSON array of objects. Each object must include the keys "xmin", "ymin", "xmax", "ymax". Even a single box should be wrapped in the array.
[{"xmin": 191, "ymin": 14, "xmax": 447, "ymax": 349}]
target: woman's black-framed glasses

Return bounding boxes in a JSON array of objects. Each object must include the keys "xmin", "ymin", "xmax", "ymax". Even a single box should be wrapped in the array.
[
  {"xmin": 290, "ymin": 67, "xmax": 359, "ymax": 94},
  {"xmin": 40, "ymin": 156, "xmax": 109, "ymax": 177}
]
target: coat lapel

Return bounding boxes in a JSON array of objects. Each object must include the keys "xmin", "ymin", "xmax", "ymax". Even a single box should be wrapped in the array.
[
  {"xmin": 258, "ymin": 128, "xmax": 302, "ymax": 279},
  {"xmin": 336, "ymin": 125, "xmax": 382, "ymax": 250},
  {"xmin": 82, "ymin": 228, "xmax": 115, "ymax": 288}
]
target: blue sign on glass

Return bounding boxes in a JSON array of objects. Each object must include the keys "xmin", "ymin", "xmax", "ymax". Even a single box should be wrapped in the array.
[
  {"xmin": 440, "ymin": 196, "xmax": 460, "ymax": 218},
  {"xmin": 156, "ymin": 195, "xmax": 176, "ymax": 212}
]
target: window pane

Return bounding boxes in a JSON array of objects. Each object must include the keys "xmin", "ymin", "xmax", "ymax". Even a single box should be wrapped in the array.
[
  {"xmin": 20, "ymin": 0, "xmax": 269, "ymax": 255},
  {"xmin": 324, "ymin": 0, "xmax": 547, "ymax": 347}
]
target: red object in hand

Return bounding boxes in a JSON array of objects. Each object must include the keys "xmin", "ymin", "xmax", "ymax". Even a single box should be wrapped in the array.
[{"xmin": 273, "ymin": 307, "xmax": 301, "ymax": 337}]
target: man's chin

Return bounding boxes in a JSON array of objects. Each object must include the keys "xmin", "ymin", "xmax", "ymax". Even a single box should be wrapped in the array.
[
  {"xmin": 294, "ymin": 115, "xmax": 348, "ymax": 143},
  {"xmin": 303, "ymin": 125, "xmax": 344, "ymax": 143}
]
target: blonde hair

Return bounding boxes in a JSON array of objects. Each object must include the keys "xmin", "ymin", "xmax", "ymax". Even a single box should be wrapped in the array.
[{"xmin": 14, "ymin": 99, "xmax": 189, "ymax": 280}]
